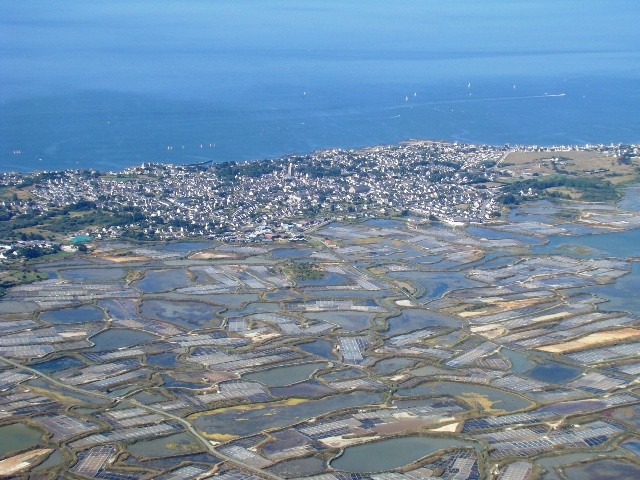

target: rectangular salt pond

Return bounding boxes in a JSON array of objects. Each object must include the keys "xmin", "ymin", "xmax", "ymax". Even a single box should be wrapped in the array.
[
  {"xmin": 331, "ymin": 436, "xmax": 479, "ymax": 473},
  {"xmin": 396, "ymin": 381, "xmax": 532, "ymax": 412},
  {"xmin": 0, "ymin": 423, "xmax": 43, "ymax": 457},
  {"xmin": 192, "ymin": 392, "xmax": 381, "ymax": 437},
  {"xmin": 242, "ymin": 362, "xmax": 328, "ymax": 387}
]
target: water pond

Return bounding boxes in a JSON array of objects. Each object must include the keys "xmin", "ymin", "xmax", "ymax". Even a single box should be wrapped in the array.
[
  {"xmin": 475, "ymin": 255, "xmax": 521, "ymax": 270},
  {"xmin": 133, "ymin": 391, "xmax": 167, "ymax": 404},
  {"xmin": 306, "ymin": 289, "xmax": 391, "ymax": 299},
  {"xmin": 409, "ymin": 365, "xmax": 455, "ymax": 377},
  {"xmin": 621, "ymin": 439, "xmax": 640, "ymax": 457},
  {"xmin": 502, "ymin": 348, "xmax": 581, "ymax": 382},
  {"xmin": 0, "ymin": 423, "xmax": 43, "ymax": 457},
  {"xmin": 432, "ymin": 330, "xmax": 464, "ymax": 347},
  {"xmin": 0, "ymin": 300, "xmax": 38, "ymax": 314},
  {"xmin": 223, "ymin": 301, "xmax": 281, "ymax": 317},
  {"xmin": 331, "ymin": 436, "xmax": 478, "ymax": 473},
  {"xmin": 320, "ymin": 369, "xmax": 365, "ymax": 382},
  {"xmin": 39, "ymin": 305, "xmax": 104, "ymax": 325},
  {"xmin": 267, "ymin": 456, "xmax": 326, "ymax": 478},
  {"xmin": 388, "ymin": 271, "xmax": 482, "ymax": 303},
  {"xmin": 146, "ymin": 352, "xmax": 178, "ymax": 367},
  {"xmin": 134, "ymin": 268, "xmax": 192, "ymax": 293},
  {"xmin": 397, "ymin": 381, "xmax": 531, "ymax": 412},
  {"xmin": 537, "ymin": 451, "xmax": 596, "ymax": 479},
  {"xmin": 141, "ymin": 299, "xmax": 223, "ymax": 328},
  {"xmin": 383, "ymin": 250, "xmax": 443, "ymax": 267},
  {"xmin": 89, "ymin": 328, "xmax": 155, "ymax": 351},
  {"xmin": 563, "ymin": 459, "xmax": 640, "ymax": 480},
  {"xmin": 386, "ymin": 309, "xmax": 460, "ymax": 336},
  {"xmin": 208, "ymin": 293, "xmax": 261, "ymax": 307},
  {"xmin": 619, "ymin": 184, "xmax": 640, "ymax": 212},
  {"xmin": 108, "ymin": 385, "xmax": 139, "ymax": 398},
  {"xmin": 467, "ymin": 226, "xmax": 541, "ymax": 245},
  {"xmin": 506, "ymin": 206, "xmax": 557, "ymax": 225},
  {"xmin": 372, "ymin": 357, "xmax": 417, "ymax": 375},
  {"xmin": 500, "ymin": 348, "xmax": 536, "ymax": 374},
  {"xmin": 525, "ymin": 360, "xmax": 582, "ymax": 383},
  {"xmin": 608, "ymin": 404, "xmax": 640, "ymax": 429},
  {"xmin": 60, "ymin": 267, "xmax": 125, "ymax": 282},
  {"xmin": 556, "ymin": 223, "xmax": 608, "ymax": 235},
  {"xmin": 306, "ymin": 311, "xmax": 375, "ymax": 332},
  {"xmin": 97, "ymin": 299, "xmax": 137, "ymax": 319},
  {"xmin": 243, "ymin": 362, "xmax": 327, "ymax": 387},
  {"xmin": 299, "ymin": 339, "xmax": 336, "ymax": 359},
  {"xmin": 31, "ymin": 356, "xmax": 83, "ymax": 373},
  {"xmin": 266, "ymin": 289, "xmax": 304, "ymax": 301},
  {"xmin": 127, "ymin": 432, "xmax": 203, "ymax": 458},
  {"xmin": 193, "ymin": 391, "xmax": 381, "ymax": 437},
  {"xmin": 136, "ymin": 452, "xmax": 219, "ymax": 470},
  {"xmin": 533, "ymin": 228, "xmax": 640, "ymax": 259},
  {"xmin": 270, "ymin": 381, "xmax": 335, "ymax": 398},
  {"xmin": 33, "ymin": 450, "xmax": 63, "ymax": 471},
  {"xmin": 585, "ymin": 262, "xmax": 640, "ymax": 315}
]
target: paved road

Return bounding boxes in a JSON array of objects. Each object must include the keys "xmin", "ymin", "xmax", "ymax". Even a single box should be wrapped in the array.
[
  {"xmin": 0, "ymin": 356, "xmax": 284, "ymax": 480},
  {"xmin": 0, "ymin": 356, "xmax": 113, "ymax": 402}
]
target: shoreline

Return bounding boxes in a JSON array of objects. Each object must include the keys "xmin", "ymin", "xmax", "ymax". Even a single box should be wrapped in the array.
[{"xmin": 1, "ymin": 139, "xmax": 638, "ymax": 176}]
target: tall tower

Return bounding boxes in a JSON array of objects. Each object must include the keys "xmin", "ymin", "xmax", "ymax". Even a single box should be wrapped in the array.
[{"xmin": 287, "ymin": 162, "xmax": 293, "ymax": 177}]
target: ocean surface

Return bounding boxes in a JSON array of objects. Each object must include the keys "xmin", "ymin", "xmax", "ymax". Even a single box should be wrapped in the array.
[{"xmin": 1, "ymin": 0, "xmax": 640, "ymax": 172}]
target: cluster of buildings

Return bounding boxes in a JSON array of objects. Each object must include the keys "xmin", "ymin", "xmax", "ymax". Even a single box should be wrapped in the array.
[
  {"xmin": 507, "ymin": 142, "xmax": 637, "ymax": 155},
  {"xmin": 0, "ymin": 239, "xmax": 62, "ymax": 260},
  {"xmin": 0, "ymin": 141, "xmax": 506, "ymax": 240}
]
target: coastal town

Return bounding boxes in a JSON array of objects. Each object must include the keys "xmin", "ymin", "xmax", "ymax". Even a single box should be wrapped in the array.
[{"xmin": 0, "ymin": 141, "xmax": 637, "ymax": 250}]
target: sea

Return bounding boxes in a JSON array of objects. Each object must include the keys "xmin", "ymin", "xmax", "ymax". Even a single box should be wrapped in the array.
[{"xmin": 1, "ymin": 0, "xmax": 640, "ymax": 172}]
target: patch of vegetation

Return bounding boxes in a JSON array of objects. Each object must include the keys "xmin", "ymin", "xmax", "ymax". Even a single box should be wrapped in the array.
[
  {"xmin": 296, "ymin": 163, "xmax": 342, "ymax": 178},
  {"xmin": 0, "ymin": 269, "xmax": 47, "ymax": 297},
  {"xmin": 556, "ymin": 209, "xmax": 579, "ymax": 220},
  {"xmin": 13, "ymin": 244, "xmax": 61, "ymax": 259},
  {"xmin": 0, "ymin": 203, "xmax": 145, "ymax": 241},
  {"xmin": 285, "ymin": 261, "xmax": 323, "ymax": 280},
  {"xmin": 557, "ymin": 245, "xmax": 595, "ymax": 255},
  {"xmin": 619, "ymin": 152, "xmax": 633, "ymax": 165},
  {"xmin": 215, "ymin": 160, "xmax": 279, "ymax": 181},
  {"xmin": 500, "ymin": 175, "xmax": 621, "ymax": 204},
  {"xmin": 463, "ymin": 303, "xmax": 487, "ymax": 312}
]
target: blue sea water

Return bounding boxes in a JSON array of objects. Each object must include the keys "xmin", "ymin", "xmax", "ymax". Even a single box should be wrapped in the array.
[{"xmin": 1, "ymin": 0, "xmax": 639, "ymax": 172}]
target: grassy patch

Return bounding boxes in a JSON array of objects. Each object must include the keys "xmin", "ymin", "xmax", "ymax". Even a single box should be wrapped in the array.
[
  {"xmin": 0, "ymin": 269, "xmax": 47, "ymax": 297},
  {"xmin": 285, "ymin": 261, "xmax": 323, "ymax": 280},
  {"xmin": 188, "ymin": 397, "xmax": 308, "ymax": 419},
  {"xmin": 499, "ymin": 175, "xmax": 621, "ymax": 204},
  {"xmin": 200, "ymin": 432, "xmax": 238, "ymax": 442}
]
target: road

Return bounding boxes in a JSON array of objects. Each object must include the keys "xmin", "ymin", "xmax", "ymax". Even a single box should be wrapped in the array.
[{"xmin": 0, "ymin": 356, "xmax": 284, "ymax": 480}]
